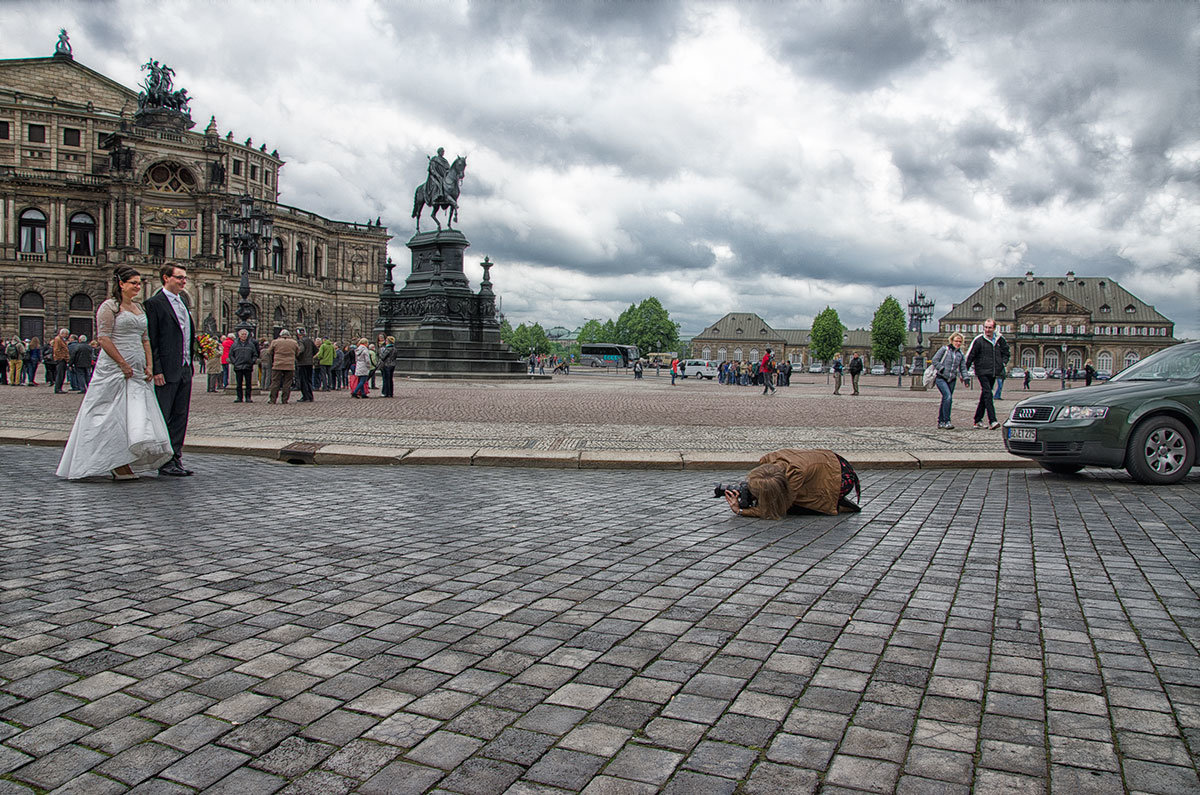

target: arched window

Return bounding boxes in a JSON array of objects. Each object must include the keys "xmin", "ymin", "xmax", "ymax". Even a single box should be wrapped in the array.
[
  {"xmin": 314, "ymin": 310, "xmax": 323, "ymax": 336},
  {"xmin": 69, "ymin": 212, "xmax": 96, "ymax": 257},
  {"xmin": 1043, "ymin": 349, "xmax": 1059, "ymax": 370},
  {"xmin": 19, "ymin": 291, "xmax": 44, "ymax": 309},
  {"xmin": 313, "ymin": 245, "xmax": 323, "ymax": 278},
  {"xmin": 1067, "ymin": 351, "xmax": 1082, "ymax": 370},
  {"xmin": 69, "ymin": 294, "xmax": 92, "ymax": 312},
  {"xmin": 271, "ymin": 238, "xmax": 284, "ymax": 274},
  {"xmin": 1097, "ymin": 351, "xmax": 1113, "ymax": 373},
  {"xmin": 1124, "ymin": 351, "xmax": 1139, "ymax": 369},
  {"xmin": 143, "ymin": 161, "xmax": 197, "ymax": 193},
  {"xmin": 749, "ymin": 348, "xmax": 759, "ymax": 363},
  {"xmin": 273, "ymin": 305, "xmax": 286, "ymax": 338},
  {"xmin": 717, "ymin": 347, "xmax": 727, "ymax": 361},
  {"xmin": 18, "ymin": 291, "xmax": 45, "ymax": 340},
  {"xmin": 295, "ymin": 242, "xmax": 306, "ymax": 277},
  {"xmin": 701, "ymin": 347, "xmax": 711, "ymax": 360},
  {"xmin": 19, "ymin": 209, "xmax": 47, "ymax": 254},
  {"xmin": 296, "ymin": 308, "xmax": 306, "ymax": 332},
  {"xmin": 1021, "ymin": 349, "xmax": 1036, "ymax": 368},
  {"xmin": 734, "ymin": 347, "xmax": 743, "ymax": 361}
]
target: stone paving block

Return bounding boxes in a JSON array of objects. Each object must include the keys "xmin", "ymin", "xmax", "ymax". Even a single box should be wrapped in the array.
[
  {"xmin": 580, "ymin": 451, "xmax": 683, "ymax": 470},
  {"xmin": 96, "ymin": 742, "xmax": 184, "ymax": 785},
  {"xmin": 357, "ymin": 759, "xmax": 444, "ymax": 795},
  {"xmin": 522, "ymin": 748, "xmax": 606, "ymax": 789},
  {"xmin": 7, "ymin": 743, "xmax": 105, "ymax": 790},
  {"xmin": 203, "ymin": 765, "xmax": 287, "ymax": 794},
  {"xmin": 742, "ymin": 760, "xmax": 820, "ymax": 794},
  {"xmin": 683, "ymin": 739, "xmax": 759, "ymax": 779}
]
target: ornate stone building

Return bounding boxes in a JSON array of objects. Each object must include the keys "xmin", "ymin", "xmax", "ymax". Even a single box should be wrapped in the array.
[
  {"xmin": 934, "ymin": 271, "xmax": 1177, "ymax": 375},
  {"xmin": 0, "ymin": 39, "xmax": 389, "ymax": 344}
]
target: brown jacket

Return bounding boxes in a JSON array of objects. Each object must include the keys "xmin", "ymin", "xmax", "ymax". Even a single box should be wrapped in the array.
[
  {"xmin": 266, "ymin": 337, "xmax": 300, "ymax": 370},
  {"xmin": 52, "ymin": 336, "xmax": 70, "ymax": 361},
  {"xmin": 742, "ymin": 448, "xmax": 845, "ymax": 517}
]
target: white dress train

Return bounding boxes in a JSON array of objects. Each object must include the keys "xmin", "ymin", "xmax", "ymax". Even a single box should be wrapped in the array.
[{"xmin": 56, "ymin": 302, "xmax": 174, "ymax": 479}]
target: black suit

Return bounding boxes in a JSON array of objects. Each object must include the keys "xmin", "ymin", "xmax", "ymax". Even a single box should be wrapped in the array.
[{"xmin": 145, "ymin": 289, "xmax": 197, "ymax": 467}]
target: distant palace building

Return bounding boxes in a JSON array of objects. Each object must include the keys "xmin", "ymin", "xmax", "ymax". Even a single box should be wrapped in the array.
[
  {"xmin": 934, "ymin": 271, "xmax": 1177, "ymax": 375},
  {"xmin": 1, "ymin": 36, "xmax": 389, "ymax": 343},
  {"xmin": 694, "ymin": 271, "xmax": 1176, "ymax": 375}
]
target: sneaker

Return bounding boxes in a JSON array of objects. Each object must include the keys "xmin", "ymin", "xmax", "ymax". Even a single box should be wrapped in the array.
[
  {"xmin": 989, "ymin": 421, "xmax": 1002, "ymax": 430},
  {"xmin": 937, "ymin": 423, "xmax": 946, "ymax": 429},
  {"xmin": 973, "ymin": 422, "xmax": 984, "ymax": 429},
  {"xmin": 944, "ymin": 423, "xmax": 955, "ymax": 430}
]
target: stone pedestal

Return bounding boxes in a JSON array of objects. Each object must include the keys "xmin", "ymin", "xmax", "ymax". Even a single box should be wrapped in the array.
[{"xmin": 374, "ymin": 230, "xmax": 530, "ymax": 378}]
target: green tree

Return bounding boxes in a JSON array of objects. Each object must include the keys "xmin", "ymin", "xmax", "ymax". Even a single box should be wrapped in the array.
[
  {"xmin": 576, "ymin": 319, "xmax": 604, "ymax": 345},
  {"xmin": 871, "ymin": 296, "xmax": 907, "ymax": 366},
  {"xmin": 600, "ymin": 319, "xmax": 618, "ymax": 343},
  {"xmin": 616, "ymin": 297, "xmax": 680, "ymax": 356},
  {"xmin": 809, "ymin": 307, "xmax": 845, "ymax": 364},
  {"xmin": 509, "ymin": 323, "xmax": 532, "ymax": 355},
  {"xmin": 499, "ymin": 317, "xmax": 514, "ymax": 347},
  {"xmin": 527, "ymin": 322, "xmax": 551, "ymax": 355}
]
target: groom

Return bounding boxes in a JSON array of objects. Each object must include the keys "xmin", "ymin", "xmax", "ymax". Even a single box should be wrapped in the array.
[{"xmin": 146, "ymin": 263, "xmax": 198, "ymax": 477}]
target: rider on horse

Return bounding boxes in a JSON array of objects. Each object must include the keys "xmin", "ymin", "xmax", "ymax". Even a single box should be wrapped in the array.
[{"xmin": 425, "ymin": 148, "xmax": 456, "ymax": 210}]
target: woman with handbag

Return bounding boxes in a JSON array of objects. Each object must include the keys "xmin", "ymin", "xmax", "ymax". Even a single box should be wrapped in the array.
[{"xmin": 930, "ymin": 332, "xmax": 970, "ymax": 429}]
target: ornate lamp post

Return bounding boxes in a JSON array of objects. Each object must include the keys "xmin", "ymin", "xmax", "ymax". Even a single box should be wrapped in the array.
[
  {"xmin": 907, "ymin": 289, "xmax": 935, "ymax": 389},
  {"xmin": 218, "ymin": 194, "xmax": 273, "ymax": 336},
  {"xmin": 1060, "ymin": 342, "xmax": 1068, "ymax": 390}
]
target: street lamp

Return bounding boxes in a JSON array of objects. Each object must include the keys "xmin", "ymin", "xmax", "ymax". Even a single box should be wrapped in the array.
[
  {"xmin": 1060, "ymin": 342, "xmax": 1068, "ymax": 390},
  {"xmin": 907, "ymin": 288, "xmax": 935, "ymax": 389},
  {"xmin": 897, "ymin": 342, "xmax": 904, "ymax": 387},
  {"xmin": 218, "ymin": 194, "xmax": 274, "ymax": 336}
]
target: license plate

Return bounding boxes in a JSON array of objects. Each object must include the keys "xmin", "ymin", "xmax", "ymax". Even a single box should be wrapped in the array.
[{"xmin": 1008, "ymin": 427, "xmax": 1036, "ymax": 442}]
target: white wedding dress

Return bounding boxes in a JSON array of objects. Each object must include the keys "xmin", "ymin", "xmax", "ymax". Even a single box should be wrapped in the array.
[{"xmin": 56, "ymin": 301, "xmax": 174, "ymax": 479}]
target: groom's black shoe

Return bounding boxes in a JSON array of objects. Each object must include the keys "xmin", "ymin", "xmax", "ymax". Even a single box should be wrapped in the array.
[{"xmin": 159, "ymin": 462, "xmax": 192, "ymax": 477}]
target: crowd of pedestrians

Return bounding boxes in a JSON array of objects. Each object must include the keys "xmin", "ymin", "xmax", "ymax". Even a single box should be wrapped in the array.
[
  {"xmin": 2, "ymin": 332, "xmax": 97, "ymax": 392},
  {"xmin": 197, "ymin": 329, "xmax": 399, "ymax": 402},
  {"xmin": 712, "ymin": 356, "xmax": 794, "ymax": 388}
]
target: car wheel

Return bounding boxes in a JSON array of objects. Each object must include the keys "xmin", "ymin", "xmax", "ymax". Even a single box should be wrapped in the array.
[
  {"xmin": 1040, "ymin": 463, "xmax": 1084, "ymax": 476},
  {"xmin": 1125, "ymin": 416, "xmax": 1195, "ymax": 485}
]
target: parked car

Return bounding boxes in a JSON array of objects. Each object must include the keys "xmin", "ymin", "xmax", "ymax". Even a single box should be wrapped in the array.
[
  {"xmin": 1003, "ymin": 341, "xmax": 1199, "ymax": 484},
  {"xmin": 681, "ymin": 359, "xmax": 718, "ymax": 379},
  {"xmin": 1010, "ymin": 367, "xmax": 1025, "ymax": 379},
  {"xmin": 1049, "ymin": 368, "xmax": 1064, "ymax": 379},
  {"xmin": 1030, "ymin": 367, "xmax": 1048, "ymax": 379},
  {"xmin": 1096, "ymin": 370, "xmax": 1112, "ymax": 381},
  {"xmin": 870, "ymin": 364, "xmax": 887, "ymax": 376},
  {"xmin": 890, "ymin": 364, "xmax": 906, "ymax": 376},
  {"xmin": 808, "ymin": 363, "xmax": 824, "ymax": 373}
]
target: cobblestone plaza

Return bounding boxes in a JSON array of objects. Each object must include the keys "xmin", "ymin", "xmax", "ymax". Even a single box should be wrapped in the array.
[{"xmin": 2, "ymin": 425, "xmax": 1199, "ymax": 792}]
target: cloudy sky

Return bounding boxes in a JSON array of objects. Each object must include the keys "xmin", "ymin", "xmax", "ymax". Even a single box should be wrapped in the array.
[{"xmin": 8, "ymin": 1, "xmax": 1200, "ymax": 337}]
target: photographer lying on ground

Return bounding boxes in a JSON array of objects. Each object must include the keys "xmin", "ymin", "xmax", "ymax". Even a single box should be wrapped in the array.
[{"xmin": 717, "ymin": 449, "xmax": 861, "ymax": 518}]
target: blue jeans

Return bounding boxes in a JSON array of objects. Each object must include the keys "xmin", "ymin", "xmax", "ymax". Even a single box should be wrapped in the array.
[
  {"xmin": 936, "ymin": 376, "xmax": 956, "ymax": 425},
  {"xmin": 993, "ymin": 377, "xmax": 1004, "ymax": 400}
]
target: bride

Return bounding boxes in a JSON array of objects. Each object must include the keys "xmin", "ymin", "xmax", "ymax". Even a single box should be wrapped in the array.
[{"xmin": 56, "ymin": 266, "xmax": 174, "ymax": 480}]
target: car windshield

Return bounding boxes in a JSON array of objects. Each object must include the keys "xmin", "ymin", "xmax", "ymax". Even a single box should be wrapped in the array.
[{"xmin": 1110, "ymin": 345, "xmax": 1200, "ymax": 382}]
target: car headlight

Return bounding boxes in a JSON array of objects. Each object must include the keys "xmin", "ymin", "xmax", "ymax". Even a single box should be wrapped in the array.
[{"xmin": 1057, "ymin": 406, "xmax": 1109, "ymax": 420}]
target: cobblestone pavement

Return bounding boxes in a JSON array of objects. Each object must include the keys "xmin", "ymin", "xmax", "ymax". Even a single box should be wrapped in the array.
[
  {"xmin": 0, "ymin": 373, "xmax": 1065, "ymax": 454},
  {"xmin": 2, "ymin": 446, "xmax": 1198, "ymax": 793}
]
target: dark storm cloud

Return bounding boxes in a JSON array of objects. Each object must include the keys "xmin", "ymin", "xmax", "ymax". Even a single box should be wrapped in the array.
[
  {"xmin": 462, "ymin": 0, "xmax": 688, "ymax": 70},
  {"xmin": 750, "ymin": 2, "xmax": 946, "ymax": 91}
]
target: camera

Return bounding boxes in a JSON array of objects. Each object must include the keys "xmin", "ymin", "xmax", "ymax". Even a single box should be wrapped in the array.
[{"xmin": 714, "ymin": 481, "xmax": 756, "ymax": 509}]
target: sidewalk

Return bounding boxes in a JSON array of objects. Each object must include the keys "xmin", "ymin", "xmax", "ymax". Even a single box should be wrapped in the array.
[{"xmin": 0, "ymin": 373, "xmax": 1035, "ymax": 470}]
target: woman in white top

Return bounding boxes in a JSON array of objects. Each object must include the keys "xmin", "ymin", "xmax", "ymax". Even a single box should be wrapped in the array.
[
  {"xmin": 56, "ymin": 267, "xmax": 173, "ymax": 480},
  {"xmin": 351, "ymin": 338, "xmax": 371, "ymax": 398}
]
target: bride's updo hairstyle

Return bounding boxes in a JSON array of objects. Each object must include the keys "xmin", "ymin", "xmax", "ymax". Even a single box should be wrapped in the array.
[{"xmin": 110, "ymin": 266, "xmax": 142, "ymax": 311}]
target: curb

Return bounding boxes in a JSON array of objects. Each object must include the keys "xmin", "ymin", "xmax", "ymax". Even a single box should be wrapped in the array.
[{"xmin": 1, "ymin": 430, "xmax": 1037, "ymax": 471}]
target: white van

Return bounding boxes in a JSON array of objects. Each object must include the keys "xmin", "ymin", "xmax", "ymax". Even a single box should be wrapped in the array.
[{"xmin": 681, "ymin": 359, "xmax": 718, "ymax": 379}]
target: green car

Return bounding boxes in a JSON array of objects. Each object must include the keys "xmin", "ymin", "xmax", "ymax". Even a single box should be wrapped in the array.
[{"xmin": 1004, "ymin": 341, "xmax": 1199, "ymax": 484}]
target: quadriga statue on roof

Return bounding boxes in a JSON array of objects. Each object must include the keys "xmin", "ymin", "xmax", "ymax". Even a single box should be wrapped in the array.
[{"xmin": 413, "ymin": 147, "xmax": 467, "ymax": 232}]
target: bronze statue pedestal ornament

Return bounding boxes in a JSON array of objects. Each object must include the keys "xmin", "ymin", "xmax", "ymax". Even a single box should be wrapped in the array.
[{"xmin": 374, "ymin": 149, "xmax": 531, "ymax": 378}]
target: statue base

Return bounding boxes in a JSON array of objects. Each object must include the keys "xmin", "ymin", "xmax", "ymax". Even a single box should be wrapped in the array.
[{"xmin": 375, "ymin": 230, "xmax": 531, "ymax": 379}]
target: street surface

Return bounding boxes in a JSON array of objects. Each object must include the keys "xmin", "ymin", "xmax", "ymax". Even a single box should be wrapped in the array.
[
  {"xmin": 0, "ymin": 371, "xmax": 1066, "ymax": 455},
  {"xmin": 2, "ymin": 446, "xmax": 1198, "ymax": 793}
]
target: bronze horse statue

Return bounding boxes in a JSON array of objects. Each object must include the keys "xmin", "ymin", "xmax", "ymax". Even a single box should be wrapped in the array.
[{"xmin": 413, "ymin": 155, "xmax": 467, "ymax": 232}]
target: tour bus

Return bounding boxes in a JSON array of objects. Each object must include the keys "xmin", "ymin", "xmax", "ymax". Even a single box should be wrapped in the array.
[{"xmin": 579, "ymin": 343, "xmax": 640, "ymax": 368}]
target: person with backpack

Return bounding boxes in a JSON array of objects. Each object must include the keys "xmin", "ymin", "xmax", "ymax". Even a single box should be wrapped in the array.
[{"xmin": 848, "ymin": 354, "xmax": 864, "ymax": 395}]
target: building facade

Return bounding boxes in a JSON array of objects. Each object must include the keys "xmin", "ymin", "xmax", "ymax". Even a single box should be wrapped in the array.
[
  {"xmin": 690, "ymin": 312, "xmax": 922, "ymax": 368},
  {"xmin": 1, "ymin": 41, "xmax": 389, "ymax": 345},
  {"xmin": 934, "ymin": 271, "xmax": 1177, "ymax": 375}
]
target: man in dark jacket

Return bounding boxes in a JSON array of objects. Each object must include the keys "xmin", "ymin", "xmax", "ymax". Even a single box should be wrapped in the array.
[
  {"xmin": 68, "ymin": 335, "xmax": 94, "ymax": 391},
  {"xmin": 294, "ymin": 328, "xmax": 316, "ymax": 402},
  {"xmin": 229, "ymin": 329, "xmax": 259, "ymax": 403},
  {"xmin": 848, "ymin": 355, "xmax": 864, "ymax": 395},
  {"xmin": 964, "ymin": 317, "xmax": 1010, "ymax": 429}
]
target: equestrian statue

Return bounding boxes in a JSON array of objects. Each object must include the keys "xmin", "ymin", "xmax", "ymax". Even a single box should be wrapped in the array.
[{"xmin": 413, "ymin": 147, "xmax": 467, "ymax": 232}]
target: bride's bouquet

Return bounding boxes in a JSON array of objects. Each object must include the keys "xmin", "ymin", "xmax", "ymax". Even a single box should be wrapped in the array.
[{"xmin": 196, "ymin": 333, "xmax": 219, "ymax": 362}]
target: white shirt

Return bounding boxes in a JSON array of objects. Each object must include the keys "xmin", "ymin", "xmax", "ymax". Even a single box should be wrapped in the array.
[{"xmin": 163, "ymin": 289, "xmax": 191, "ymax": 365}]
